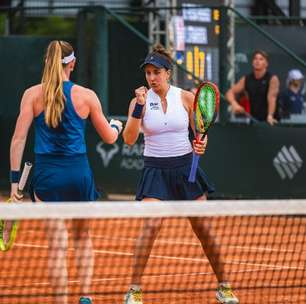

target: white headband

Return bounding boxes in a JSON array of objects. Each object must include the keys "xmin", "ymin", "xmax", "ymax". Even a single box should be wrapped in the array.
[{"xmin": 62, "ymin": 52, "xmax": 75, "ymax": 64}]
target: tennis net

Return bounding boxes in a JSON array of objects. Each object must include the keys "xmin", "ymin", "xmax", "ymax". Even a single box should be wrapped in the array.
[{"xmin": 0, "ymin": 200, "xmax": 305, "ymax": 304}]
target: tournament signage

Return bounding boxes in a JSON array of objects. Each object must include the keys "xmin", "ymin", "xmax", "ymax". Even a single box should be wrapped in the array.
[{"xmin": 174, "ymin": 0, "xmax": 223, "ymax": 89}]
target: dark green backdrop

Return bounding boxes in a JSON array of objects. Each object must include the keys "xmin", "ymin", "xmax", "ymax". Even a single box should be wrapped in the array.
[
  {"xmin": 1, "ymin": 22, "xmax": 306, "ymax": 199},
  {"xmin": 1, "ymin": 121, "xmax": 305, "ymax": 199}
]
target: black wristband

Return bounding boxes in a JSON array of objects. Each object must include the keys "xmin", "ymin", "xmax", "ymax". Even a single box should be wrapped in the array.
[
  {"xmin": 10, "ymin": 170, "xmax": 20, "ymax": 183},
  {"xmin": 132, "ymin": 103, "xmax": 144, "ymax": 119},
  {"xmin": 111, "ymin": 124, "xmax": 120, "ymax": 133}
]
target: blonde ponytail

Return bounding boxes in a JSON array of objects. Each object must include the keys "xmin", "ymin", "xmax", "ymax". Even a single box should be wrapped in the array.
[{"xmin": 41, "ymin": 40, "xmax": 74, "ymax": 128}]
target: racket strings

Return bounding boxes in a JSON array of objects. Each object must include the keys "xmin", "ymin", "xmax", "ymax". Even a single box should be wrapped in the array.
[{"xmin": 195, "ymin": 83, "xmax": 219, "ymax": 133}]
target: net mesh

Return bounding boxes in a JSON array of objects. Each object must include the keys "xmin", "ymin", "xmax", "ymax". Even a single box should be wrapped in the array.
[{"xmin": 0, "ymin": 200, "xmax": 305, "ymax": 304}]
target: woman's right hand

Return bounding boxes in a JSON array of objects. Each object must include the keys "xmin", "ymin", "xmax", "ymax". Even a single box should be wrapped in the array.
[
  {"xmin": 135, "ymin": 86, "xmax": 148, "ymax": 105},
  {"xmin": 10, "ymin": 183, "xmax": 23, "ymax": 202},
  {"xmin": 192, "ymin": 135, "xmax": 208, "ymax": 155},
  {"xmin": 110, "ymin": 119, "xmax": 123, "ymax": 134}
]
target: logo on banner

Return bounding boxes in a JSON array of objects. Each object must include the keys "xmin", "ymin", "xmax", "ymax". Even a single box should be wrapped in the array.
[
  {"xmin": 273, "ymin": 146, "xmax": 303, "ymax": 180},
  {"xmin": 96, "ymin": 142, "xmax": 119, "ymax": 167}
]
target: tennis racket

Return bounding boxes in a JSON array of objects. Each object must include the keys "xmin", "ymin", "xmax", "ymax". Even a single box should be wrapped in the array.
[
  {"xmin": 188, "ymin": 82, "xmax": 220, "ymax": 183},
  {"xmin": 0, "ymin": 162, "xmax": 33, "ymax": 251}
]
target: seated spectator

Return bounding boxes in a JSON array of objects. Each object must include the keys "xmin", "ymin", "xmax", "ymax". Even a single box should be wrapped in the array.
[{"xmin": 278, "ymin": 69, "xmax": 304, "ymax": 118}]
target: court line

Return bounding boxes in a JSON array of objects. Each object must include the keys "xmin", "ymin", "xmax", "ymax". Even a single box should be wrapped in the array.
[
  {"xmin": 90, "ymin": 234, "xmax": 301, "ymax": 254},
  {"xmin": 20, "ymin": 224, "xmax": 304, "ymax": 254},
  {"xmin": 0, "ymin": 265, "xmax": 293, "ymax": 289},
  {"xmin": 12, "ymin": 241, "xmax": 305, "ymax": 271}
]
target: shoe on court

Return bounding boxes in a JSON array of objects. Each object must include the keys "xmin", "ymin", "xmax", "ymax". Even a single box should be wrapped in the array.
[
  {"xmin": 124, "ymin": 288, "xmax": 143, "ymax": 304},
  {"xmin": 79, "ymin": 297, "xmax": 92, "ymax": 304},
  {"xmin": 216, "ymin": 283, "xmax": 239, "ymax": 304}
]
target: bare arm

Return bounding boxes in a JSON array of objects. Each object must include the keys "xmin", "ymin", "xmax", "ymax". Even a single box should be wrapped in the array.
[
  {"xmin": 87, "ymin": 89, "xmax": 119, "ymax": 144},
  {"xmin": 267, "ymin": 75, "xmax": 280, "ymax": 125},
  {"xmin": 9, "ymin": 89, "xmax": 35, "ymax": 200},
  {"xmin": 181, "ymin": 89, "xmax": 195, "ymax": 133},
  {"xmin": 123, "ymin": 86, "xmax": 147, "ymax": 146},
  {"xmin": 10, "ymin": 89, "xmax": 34, "ymax": 171},
  {"xmin": 122, "ymin": 99, "xmax": 144, "ymax": 145},
  {"xmin": 225, "ymin": 77, "xmax": 246, "ymax": 114}
]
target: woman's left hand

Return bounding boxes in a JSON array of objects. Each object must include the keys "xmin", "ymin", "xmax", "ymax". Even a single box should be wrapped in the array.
[
  {"xmin": 10, "ymin": 183, "xmax": 23, "ymax": 202},
  {"xmin": 192, "ymin": 135, "xmax": 208, "ymax": 155}
]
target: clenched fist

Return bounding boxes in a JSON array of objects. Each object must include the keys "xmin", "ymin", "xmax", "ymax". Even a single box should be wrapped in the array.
[{"xmin": 135, "ymin": 86, "xmax": 148, "ymax": 105}]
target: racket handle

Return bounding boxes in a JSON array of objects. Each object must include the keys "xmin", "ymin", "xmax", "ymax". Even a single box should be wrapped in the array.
[
  {"xmin": 18, "ymin": 162, "xmax": 33, "ymax": 192},
  {"xmin": 188, "ymin": 152, "xmax": 200, "ymax": 183}
]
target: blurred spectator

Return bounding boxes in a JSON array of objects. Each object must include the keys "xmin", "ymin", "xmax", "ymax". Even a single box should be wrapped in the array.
[
  {"xmin": 225, "ymin": 50, "xmax": 280, "ymax": 125},
  {"xmin": 278, "ymin": 69, "xmax": 304, "ymax": 118}
]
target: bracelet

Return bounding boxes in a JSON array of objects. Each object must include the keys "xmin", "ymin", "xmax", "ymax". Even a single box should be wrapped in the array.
[
  {"xmin": 131, "ymin": 103, "xmax": 144, "ymax": 119},
  {"xmin": 111, "ymin": 124, "xmax": 120, "ymax": 133},
  {"xmin": 10, "ymin": 170, "xmax": 20, "ymax": 183}
]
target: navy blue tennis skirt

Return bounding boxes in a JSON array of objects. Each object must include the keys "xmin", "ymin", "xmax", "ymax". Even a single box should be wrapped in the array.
[
  {"xmin": 135, "ymin": 152, "xmax": 215, "ymax": 201},
  {"xmin": 30, "ymin": 154, "xmax": 100, "ymax": 202}
]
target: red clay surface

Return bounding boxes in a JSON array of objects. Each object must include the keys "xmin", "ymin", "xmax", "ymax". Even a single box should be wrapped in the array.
[{"xmin": 0, "ymin": 216, "xmax": 305, "ymax": 304}]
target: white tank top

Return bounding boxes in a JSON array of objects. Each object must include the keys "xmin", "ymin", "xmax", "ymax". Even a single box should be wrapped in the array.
[{"xmin": 142, "ymin": 85, "xmax": 193, "ymax": 157}]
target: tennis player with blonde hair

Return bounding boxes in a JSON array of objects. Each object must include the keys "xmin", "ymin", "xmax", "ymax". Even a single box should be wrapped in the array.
[{"xmin": 9, "ymin": 40, "xmax": 122, "ymax": 304}]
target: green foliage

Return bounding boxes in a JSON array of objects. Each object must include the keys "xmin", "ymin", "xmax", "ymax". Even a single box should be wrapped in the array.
[{"xmin": 24, "ymin": 16, "xmax": 76, "ymax": 37}]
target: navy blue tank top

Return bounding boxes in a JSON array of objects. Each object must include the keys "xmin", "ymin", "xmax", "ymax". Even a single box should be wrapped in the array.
[
  {"xmin": 34, "ymin": 81, "xmax": 86, "ymax": 155},
  {"xmin": 245, "ymin": 71, "xmax": 272, "ymax": 121}
]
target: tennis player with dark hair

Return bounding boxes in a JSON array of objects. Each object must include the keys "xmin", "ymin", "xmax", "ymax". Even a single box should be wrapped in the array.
[
  {"xmin": 226, "ymin": 50, "xmax": 280, "ymax": 125},
  {"xmin": 123, "ymin": 44, "xmax": 239, "ymax": 304},
  {"xmin": 9, "ymin": 40, "xmax": 122, "ymax": 304}
]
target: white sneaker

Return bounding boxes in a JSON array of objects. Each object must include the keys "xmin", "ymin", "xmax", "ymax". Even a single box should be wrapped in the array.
[
  {"xmin": 124, "ymin": 288, "xmax": 143, "ymax": 304},
  {"xmin": 216, "ymin": 283, "xmax": 239, "ymax": 304}
]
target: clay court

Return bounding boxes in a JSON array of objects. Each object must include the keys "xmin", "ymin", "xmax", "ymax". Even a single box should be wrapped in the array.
[{"xmin": 0, "ymin": 214, "xmax": 305, "ymax": 304}]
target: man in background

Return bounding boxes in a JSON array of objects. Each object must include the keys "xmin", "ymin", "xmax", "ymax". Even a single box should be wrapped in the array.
[{"xmin": 225, "ymin": 50, "xmax": 280, "ymax": 125}]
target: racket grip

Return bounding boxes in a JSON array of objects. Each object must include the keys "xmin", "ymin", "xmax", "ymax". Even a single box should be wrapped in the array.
[
  {"xmin": 18, "ymin": 162, "xmax": 33, "ymax": 192},
  {"xmin": 188, "ymin": 152, "xmax": 200, "ymax": 183}
]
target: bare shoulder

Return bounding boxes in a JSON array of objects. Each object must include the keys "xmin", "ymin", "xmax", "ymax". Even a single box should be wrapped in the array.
[
  {"xmin": 22, "ymin": 84, "xmax": 42, "ymax": 103},
  {"xmin": 25, "ymin": 84, "xmax": 42, "ymax": 95},
  {"xmin": 181, "ymin": 89, "xmax": 194, "ymax": 100},
  {"xmin": 72, "ymin": 84, "xmax": 94, "ymax": 95},
  {"xmin": 72, "ymin": 84, "xmax": 98, "ymax": 102},
  {"xmin": 181, "ymin": 89, "xmax": 194, "ymax": 109}
]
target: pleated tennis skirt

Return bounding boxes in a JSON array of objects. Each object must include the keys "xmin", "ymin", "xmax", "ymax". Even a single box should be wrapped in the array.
[
  {"xmin": 30, "ymin": 154, "xmax": 100, "ymax": 202},
  {"xmin": 135, "ymin": 152, "xmax": 215, "ymax": 201}
]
